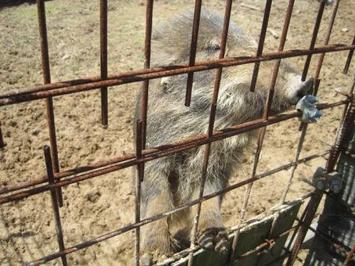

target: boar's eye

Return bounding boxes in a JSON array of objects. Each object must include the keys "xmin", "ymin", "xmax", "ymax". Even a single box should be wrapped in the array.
[{"xmin": 207, "ymin": 40, "xmax": 221, "ymax": 52}]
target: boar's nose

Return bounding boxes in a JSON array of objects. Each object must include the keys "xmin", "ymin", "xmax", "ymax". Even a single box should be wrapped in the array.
[{"xmin": 297, "ymin": 78, "xmax": 314, "ymax": 98}]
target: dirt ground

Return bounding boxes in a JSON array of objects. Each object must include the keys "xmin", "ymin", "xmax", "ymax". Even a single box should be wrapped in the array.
[{"xmin": 0, "ymin": 0, "xmax": 354, "ymax": 265}]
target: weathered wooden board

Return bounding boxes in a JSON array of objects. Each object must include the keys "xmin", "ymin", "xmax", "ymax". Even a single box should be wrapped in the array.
[
  {"xmin": 256, "ymin": 202, "xmax": 301, "ymax": 266},
  {"xmin": 169, "ymin": 201, "xmax": 301, "ymax": 266}
]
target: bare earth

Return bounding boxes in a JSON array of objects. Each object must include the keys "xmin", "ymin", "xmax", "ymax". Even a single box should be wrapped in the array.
[{"xmin": 0, "ymin": 0, "xmax": 354, "ymax": 265}]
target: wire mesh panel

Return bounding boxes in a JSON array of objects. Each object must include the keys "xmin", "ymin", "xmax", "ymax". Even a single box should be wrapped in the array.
[{"xmin": 0, "ymin": 0, "xmax": 354, "ymax": 265}]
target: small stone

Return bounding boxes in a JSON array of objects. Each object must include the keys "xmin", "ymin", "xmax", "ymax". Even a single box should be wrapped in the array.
[
  {"xmin": 85, "ymin": 190, "xmax": 101, "ymax": 203},
  {"xmin": 341, "ymin": 28, "xmax": 349, "ymax": 33},
  {"xmin": 31, "ymin": 128, "xmax": 40, "ymax": 136}
]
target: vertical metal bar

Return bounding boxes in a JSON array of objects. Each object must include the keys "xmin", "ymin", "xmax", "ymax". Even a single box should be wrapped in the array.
[
  {"xmin": 284, "ymin": 202, "xmax": 310, "ymax": 253},
  {"xmin": 100, "ymin": 0, "xmax": 108, "ymax": 128},
  {"xmin": 185, "ymin": 0, "xmax": 202, "ymax": 107},
  {"xmin": 43, "ymin": 145, "xmax": 67, "ymax": 266},
  {"xmin": 135, "ymin": 120, "xmax": 144, "ymax": 266},
  {"xmin": 343, "ymin": 35, "xmax": 354, "ymax": 74},
  {"xmin": 231, "ymin": 1, "xmax": 294, "ymax": 261},
  {"xmin": 37, "ymin": 0, "xmax": 63, "ymax": 207},
  {"xmin": 280, "ymin": 124, "xmax": 308, "ymax": 203},
  {"xmin": 0, "ymin": 122, "xmax": 4, "ymax": 149},
  {"xmin": 282, "ymin": 0, "xmax": 332, "ymax": 201},
  {"xmin": 187, "ymin": 1, "xmax": 232, "ymax": 265},
  {"xmin": 287, "ymin": 80, "xmax": 355, "ymax": 265},
  {"xmin": 264, "ymin": 0, "xmax": 295, "ymax": 119},
  {"xmin": 249, "ymin": 0, "xmax": 272, "ymax": 92},
  {"xmin": 136, "ymin": 1, "xmax": 153, "ymax": 263},
  {"xmin": 343, "ymin": 245, "xmax": 355, "ymax": 266},
  {"xmin": 141, "ymin": 0, "xmax": 154, "ymax": 149},
  {"xmin": 313, "ymin": 0, "xmax": 341, "ymax": 95},
  {"xmin": 301, "ymin": 0, "xmax": 326, "ymax": 81},
  {"xmin": 286, "ymin": 190, "xmax": 323, "ymax": 266},
  {"xmin": 229, "ymin": 126, "xmax": 266, "ymax": 262}
]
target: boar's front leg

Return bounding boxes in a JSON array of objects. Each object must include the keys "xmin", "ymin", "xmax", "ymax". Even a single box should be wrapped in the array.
[
  {"xmin": 192, "ymin": 183, "xmax": 229, "ymax": 254},
  {"xmin": 140, "ymin": 166, "xmax": 174, "ymax": 265}
]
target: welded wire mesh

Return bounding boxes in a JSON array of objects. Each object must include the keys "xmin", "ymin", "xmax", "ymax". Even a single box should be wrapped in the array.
[{"xmin": 0, "ymin": 0, "xmax": 354, "ymax": 265}]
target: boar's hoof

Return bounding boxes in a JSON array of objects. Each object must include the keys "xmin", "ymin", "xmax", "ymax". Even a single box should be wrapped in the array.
[
  {"xmin": 198, "ymin": 227, "xmax": 229, "ymax": 254},
  {"xmin": 140, "ymin": 253, "xmax": 153, "ymax": 266}
]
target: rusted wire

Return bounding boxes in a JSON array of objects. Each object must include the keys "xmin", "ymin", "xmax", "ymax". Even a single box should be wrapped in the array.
[
  {"xmin": 0, "ymin": 121, "xmax": 4, "ymax": 149},
  {"xmin": 185, "ymin": 0, "xmax": 202, "ymax": 107},
  {"xmin": 140, "ymin": 0, "xmax": 154, "ymax": 150},
  {"xmin": 286, "ymin": 190, "xmax": 323, "ymax": 266},
  {"xmin": 27, "ymin": 173, "xmax": 316, "ymax": 265},
  {"xmin": 249, "ymin": 0, "xmax": 272, "ymax": 92},
  {"xmin": 0, "ymin": 44, "xmax": 353, "ymax": 107},
  {"xmin": 36, "ymin": 0, "xmax": 63, "ymax": 207},
  {"xmin": 302, "ymin": 0, "xmax": 326, "ymax": 81},
  {"xmin": 287, "ymin": 80, "xmax": 355, "ymax": 266},
  {"xmin": 1, "ymin": 1, "xmax": 353, "ymax": 264},
  {"xmin": 187, "ymin": 1, "xmax": 232, "ymax": 264},
  {"xmin": 233, "ymin": 225, "xmax": 298, "ymax": 260},
  {"xmin": 0, "ymin": 101, "xmax": 344, "ymax": 205},
  {"xmin": 343, "ymin": 35, "xmax": 354, "ymax": 74},
  {"xmin": 281, "ymin": 0, "xmax": 341, "ymax": 205},
  {"xmin": 230, "ymin": 126, "xmax": 267, "ymax": 262},
  {"xmin": 264, "ymin": 0, "xmax": 296, "ymax": 119},
  {"xmin": 314, "ymin": 0, "xmax": 341, "ymax": 88},
  {"xmin": 43, "ymin": 145, "xmax": 67, "ymax": 266},
  {"xmin": 231, "ymin": 1, "xmax": 296, "ymax": 259},
  {"xmin": 100, "ymin": 0, "xmax": 108, "ymax": 127},
  {"xmin": 134, "ymin": 1, "xmax": 154, "ymax": 264},
  {"xmin": 135, "ymin": 120, "xmax": 144, "ymax": 266}
]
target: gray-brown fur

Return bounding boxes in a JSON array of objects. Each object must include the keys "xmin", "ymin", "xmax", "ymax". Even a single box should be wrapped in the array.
[{"xmin": 135, "ymin": 8, "xmax": 313, "ymax": 265}]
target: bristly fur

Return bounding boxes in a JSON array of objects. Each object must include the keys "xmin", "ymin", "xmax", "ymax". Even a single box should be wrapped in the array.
[{"xmin": 135, "ymin": 8, "xmax": 313, "ymax": 263}]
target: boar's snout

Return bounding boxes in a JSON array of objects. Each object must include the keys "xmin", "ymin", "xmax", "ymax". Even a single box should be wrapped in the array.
[
  {"xmin": 286, "ymin": 76, "xmax": 314, "ymax": 105},
  {"xmin": 296, "ymin": 78, "xmax": 314, "ymax": 98}
]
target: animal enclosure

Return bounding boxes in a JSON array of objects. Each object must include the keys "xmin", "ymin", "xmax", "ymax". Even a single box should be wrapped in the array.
[{"xmin": 0, "ymin": 0, "xmax": 354, "ymax": 265}]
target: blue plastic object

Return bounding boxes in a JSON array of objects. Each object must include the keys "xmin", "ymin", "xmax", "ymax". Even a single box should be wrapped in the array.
[{"xmin": 296, "ymin": 95, "xmax": 322, "ymax": 123}]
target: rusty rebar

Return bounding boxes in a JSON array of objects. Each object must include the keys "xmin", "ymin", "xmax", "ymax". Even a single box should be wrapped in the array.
[
  {"xmin": 140, "ymin": 0, "xmax": 154, "ymax": 149},
  {"xmin": 37, "ymin": 0, "xmax": 63, "ymax": 207},
  {"xmin": 264, "ymin": 0, "xmax": 295, "ymax": 119},
  {"xmin": 343, "ymin": 35, "xmax": 354, "ymax": 74},
  {"xmin": 185, "ymin": 0, "xmax": 202, "ymax": 107},
  {"xmin": 231, "ymin": 1, "xmax": 296, "ymax": 258},
  {"xmin": 43, "ymin": 145, "xmax": 67, "ymax": 266},
  {"xmin": 281, "ymin": 0, "xmax": 335, "ymax": 203},
  {"xmin": 286, "ymin": 190, "xmax": 323, "ymax": 266},
  {"xmin": 0, "ymin": 117, "xmax": 330, "ymax": 198},
  {"xmin": 326, "ymin": 95, "xmax": 355, "ymax": 172},
  {"xmin": 0, "ymin": 122, "xmax": 4, "ymax": 149},
  {"xmin": 314, "ymin": 0, "xmax": 341, "ymax": 85},
  {"xmin": 287, "ymin": 80, "xmax": 355, "ymax": 266},
  {"xmin": 0, "ymin": 101, "xmax": 344, "ymax": 205},
  {"xmin": 100, "ymin": 0, "xmax": 108, "ymax": 127},
  {"xmin": 187, "ymin": 1, "xmax": 232, "ymax": 264},
  {"xmin": 135, "ymin": 120, "xmax": 144, "ymax": 266},
  {"xmin": 249, "ymin": 0, "xmax": 272, "ymax": 92},
  {"xmin": 27, "ymin": 168, "xmax": 316, "ymax": 265},
  {"xmin": 229, "ymin": 126, "xmax": 267, "ymax": 262},
  {"xmin": 302, "ymin": 0, "xmax": 326, "ymax": 81},
  {"xmin": 0, "ymin": 44, "xmax": 353, "ymax": 107}
]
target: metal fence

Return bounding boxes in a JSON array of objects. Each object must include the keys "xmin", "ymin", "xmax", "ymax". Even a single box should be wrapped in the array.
[{"xmin": 0, "ymin": 0, "xmax": 354, "ymax": 265}]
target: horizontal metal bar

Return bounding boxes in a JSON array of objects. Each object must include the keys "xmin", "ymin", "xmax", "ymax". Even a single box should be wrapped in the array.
[
  {"xmin": 0, "ymin": 44, "xmax": 353, "ymax": 107},
  {"xmin": 27, "ymin": 170, "xmax": 316, "ymax": 265},
  {"xmin": 0, "ymin": 100, "xmax": 343, "ymax": 204},
  {"xmin": 0, "ymin": 100, "xmax": 344, "ymax": 204}
]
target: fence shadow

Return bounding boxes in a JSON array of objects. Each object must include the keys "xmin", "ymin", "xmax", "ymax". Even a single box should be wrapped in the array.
[{"xmin": 0, "ymin": 0, "xmax": 51, "ymax": 9}]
